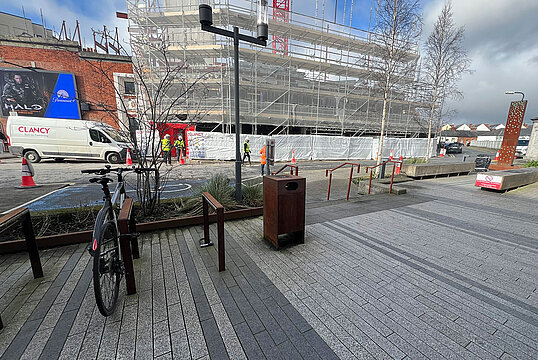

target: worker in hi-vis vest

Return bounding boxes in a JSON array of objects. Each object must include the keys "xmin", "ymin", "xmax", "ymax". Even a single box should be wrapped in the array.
[
  {"xmin": 260, "ymin": 145, "xmax": 267, "ymax": 176},
  {"xmin": 174, "ymin": 136, "xmax": 185, "ymax": 162},
  {"xmin": 242, "ymin": 139, "xmax": 251, "ymax": 165},
  {"xmin": 161, "ymin": 134, "xmax": 172, "ymax": 165}
]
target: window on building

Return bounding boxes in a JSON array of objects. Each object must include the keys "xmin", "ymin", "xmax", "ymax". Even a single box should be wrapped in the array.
[{"xmin": 124, "ymin": 81, "xmax": 135, "ymax": 95}]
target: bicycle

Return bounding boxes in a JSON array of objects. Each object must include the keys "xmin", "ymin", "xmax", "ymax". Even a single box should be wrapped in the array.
[{"xmin": 81, "ymin": 165, "xmax": 155, "ymax": 316}]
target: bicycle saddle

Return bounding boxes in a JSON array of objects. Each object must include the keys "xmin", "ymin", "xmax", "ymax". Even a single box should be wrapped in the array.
[{"xmin": 89, "ymin": 177, "xmax": 113, "ymax": 184}]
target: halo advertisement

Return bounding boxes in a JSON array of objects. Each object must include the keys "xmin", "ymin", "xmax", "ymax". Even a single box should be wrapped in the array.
[{"xmin": 1, "ymin": 68, "xmax": 81, "ymax": 119}]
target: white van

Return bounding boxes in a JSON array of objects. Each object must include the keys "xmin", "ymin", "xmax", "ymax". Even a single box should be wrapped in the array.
[{"xmin": 6, "ymin": 116, "xmax": 129, "ymax": 163}]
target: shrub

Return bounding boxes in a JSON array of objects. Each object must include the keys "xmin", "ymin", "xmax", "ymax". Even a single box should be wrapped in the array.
[
  {"xmin": 523, "ymin": 160, "xmax": 538, "ymax": 167},
  {"xmin": 200, "ymin": 173, "xmax": 235, "ymax": 208},
  {"xmin": 242, "ymin": 184, "xmax": 263, "ymax": 207}
]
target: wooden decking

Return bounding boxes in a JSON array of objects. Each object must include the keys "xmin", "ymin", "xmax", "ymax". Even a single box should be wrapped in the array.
[{"xmin": 1, "ymin": 175, "xmax": 538, "ymax": 359}]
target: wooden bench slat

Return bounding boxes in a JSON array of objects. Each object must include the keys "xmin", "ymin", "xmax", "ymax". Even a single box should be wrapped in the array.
[{"xmin": 0, "ymin": 208, "xmax": 29, "ymax": 232}]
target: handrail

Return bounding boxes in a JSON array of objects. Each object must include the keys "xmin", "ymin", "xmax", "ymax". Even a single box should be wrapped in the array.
[
  {"xmin": 271, "ymin": 164, "xmax": 299, "ymax": 176},
  {"xmin": 325, "ymin": 162, "xmax": 361, "ymax": 201},
  {"xmin": 200, "ymin": 192, "xmax": 225, "ymax": 271},
  {"xmin": 365, "ymin": 160, "xmax": 403, "ymax": 194}
]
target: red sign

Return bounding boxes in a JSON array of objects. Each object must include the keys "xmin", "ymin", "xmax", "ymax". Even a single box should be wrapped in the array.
[
  {"xmin": 18, "ymin": 126, "xmax": 50, "ymax": 134},
  {"xmin": 498, "ymin": 100, "xmax": 527, "ymax": 166},
  {"xmin": 475, "ymin": 173, "xmax": 502, "ymax": 190}
]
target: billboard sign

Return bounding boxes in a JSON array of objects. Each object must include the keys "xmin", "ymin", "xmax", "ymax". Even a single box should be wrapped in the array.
[{"xmin": 1, "ymin": 68, "xmax": 81, "ymax": 119}]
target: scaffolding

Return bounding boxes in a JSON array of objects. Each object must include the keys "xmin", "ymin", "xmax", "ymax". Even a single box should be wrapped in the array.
[{"xmin": 127, "ymin": 0, "xmax": 432, "ymax": 137}]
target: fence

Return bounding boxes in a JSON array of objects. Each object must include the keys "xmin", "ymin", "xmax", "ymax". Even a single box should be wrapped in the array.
[
  {"xmin": 470, "ymin": 139, "xmax": 502, "ymax": 149},
  {"xmin": 186, "ymin": 132, "xmax": 436, "ymax": 161}
]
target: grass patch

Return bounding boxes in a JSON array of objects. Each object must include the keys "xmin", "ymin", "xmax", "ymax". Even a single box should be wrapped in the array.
[
  {"xmin": 523, "ymin": 160, "xmax": 538, "ymax": 167},
  {"xmin": 404, "ymin": 157, "xmax": 427, "ymax": 164}
]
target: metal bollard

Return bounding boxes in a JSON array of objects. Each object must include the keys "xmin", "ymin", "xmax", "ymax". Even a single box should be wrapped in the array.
[{"xmin": 379, "ymin": 162, "xmax": 386, "ymax": 179}]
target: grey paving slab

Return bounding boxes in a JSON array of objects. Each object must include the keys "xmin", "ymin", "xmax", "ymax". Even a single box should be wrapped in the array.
[{"xmin": 2, "ymin": 175, "xmax": 537, "ymax": 359}]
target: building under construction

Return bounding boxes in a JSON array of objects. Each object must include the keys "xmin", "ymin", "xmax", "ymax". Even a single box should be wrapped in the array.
[{"xmin": 127, "ymin": 0, "xmax": 431, "ymax": 137}]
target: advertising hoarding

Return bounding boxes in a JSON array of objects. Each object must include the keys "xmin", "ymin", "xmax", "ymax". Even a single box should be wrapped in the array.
[{"xmin": 1, "ymin": 68, "xmax": 81, "ymax": 119}]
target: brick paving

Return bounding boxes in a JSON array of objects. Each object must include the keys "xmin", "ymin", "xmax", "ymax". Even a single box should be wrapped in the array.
[{"xmin": 0, "ymin": 174, "xmax": 537, "ymax": 359}]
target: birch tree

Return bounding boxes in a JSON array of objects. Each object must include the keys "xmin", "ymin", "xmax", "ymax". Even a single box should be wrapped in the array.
[
  {"xmin": 424, "ymin": 1, "xmax": 471, "ymax": 159},
  {"xmin": 373, "ymin": 0, "xmax": 422, "ymax": 165}
]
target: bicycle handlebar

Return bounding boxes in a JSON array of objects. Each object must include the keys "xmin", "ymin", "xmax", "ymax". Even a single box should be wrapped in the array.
[{"xmin": 81, "ymin": 166, "xmax": 157, "ymax": 175}]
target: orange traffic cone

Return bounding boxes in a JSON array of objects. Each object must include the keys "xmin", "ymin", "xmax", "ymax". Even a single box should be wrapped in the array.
[
  {"xmin": 389, "ymin": 149, "xmax": 394, "ymax": 160},
  {"xmin": 395, "ymin": 155, "xmax": 403, "ymax": 175},
  {"xmin": 440, "ymin": 148, "xmax": 445, "ymax": 158},
  {"xmin": 125, "ymin": 148, "xmax": 133, "ymax": 166},
  {"xmin": 19, "ymin": 157, "xmax": 38, "ymax": 188},
  {"xmin": 291, "ymin": 150, "xmax": 296, "ymax": 164},
  {"xmin": 494, "ymin": 150, "xmax": 500, "ymax": 161},
  {"xmin": 180, "ymin": 151, "xmax": 185, "ymax": 165}
]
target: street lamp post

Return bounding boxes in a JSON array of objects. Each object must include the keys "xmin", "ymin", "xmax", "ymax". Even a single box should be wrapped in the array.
[
  {"xmin": 505, "ymin": 91, "xmax": 525, "ymax": 101},
  {"xmin": 199, "ymin": 1, "xmax": 268, "ymax": 202}
]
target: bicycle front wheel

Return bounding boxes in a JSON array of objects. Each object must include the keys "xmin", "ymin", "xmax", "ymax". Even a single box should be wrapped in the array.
[{"xmin": 93, "ymin": 220, "xmax": 121, "ymax": 316}]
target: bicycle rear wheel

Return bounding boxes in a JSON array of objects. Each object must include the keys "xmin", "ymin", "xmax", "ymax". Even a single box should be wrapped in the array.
[{"xmin": 93, "ymin": 220, "xmax": 121, "ymax": 316}]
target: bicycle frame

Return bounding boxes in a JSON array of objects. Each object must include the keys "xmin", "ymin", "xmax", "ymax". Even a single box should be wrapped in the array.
[{"xmin": 91, "ymin": 172, "xmax": 127, "ymax": 255}]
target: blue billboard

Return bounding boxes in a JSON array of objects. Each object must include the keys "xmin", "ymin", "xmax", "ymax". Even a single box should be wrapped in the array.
[{"xmin": 0, "ymin": 68, "xmax": 81, "ymax": 119}]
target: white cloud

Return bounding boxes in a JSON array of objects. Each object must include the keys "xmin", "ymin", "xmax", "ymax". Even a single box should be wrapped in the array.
[{"xmin": 423, "ymin": 0, "xmax": 538, "ymax": 124}]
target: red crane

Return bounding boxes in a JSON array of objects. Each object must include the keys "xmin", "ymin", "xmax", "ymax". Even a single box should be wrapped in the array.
[{"xmin": 272, "ymin": 0, "xmax": 290, "ymax": 55}]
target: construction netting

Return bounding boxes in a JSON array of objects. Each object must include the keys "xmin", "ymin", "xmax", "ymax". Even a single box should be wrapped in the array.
[{"xmin": 186, "ymin": 131, "xmax": 436, "ymax": 161}]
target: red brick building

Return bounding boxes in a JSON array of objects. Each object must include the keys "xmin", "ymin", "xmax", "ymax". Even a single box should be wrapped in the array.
[{"xmin": 0, "ymin": 35, "xmax": 133, "ymax": 133}]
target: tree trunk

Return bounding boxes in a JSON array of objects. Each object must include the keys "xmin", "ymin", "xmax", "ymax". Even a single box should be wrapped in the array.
[
  {"xmin": 376, "ymin": 0, "xmax": 398, "ymax": 166},
  {"xmin": 426, "ymin": 86, "xmax": 438, "ymax": 160}
]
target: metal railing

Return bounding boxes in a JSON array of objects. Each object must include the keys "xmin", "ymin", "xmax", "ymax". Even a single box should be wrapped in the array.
[
  {"xmin": 271, "ymin": 164, "xmax": 299, "ymax": 176},
  {"xmin": 325, "ymin": 163, "xmax": 361, "ymax": 201},
  {"xmin": 365, "ymin": 160, "xmax": 403, "ymax": 195},
  {"xmin": 200, "ymin": 192, "xmax": 225, "ymax": 272}
]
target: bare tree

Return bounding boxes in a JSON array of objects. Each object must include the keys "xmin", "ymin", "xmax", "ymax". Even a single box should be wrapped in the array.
[
  {"xmin": 373, "ymin": 0, "xmax": 422, "ymax": 165},
  {"xmin": 424, "ymin": 1, "xmax": 471, "ymax": 159},
  {"xmin": 80, "ymin": 31, "xmax": 211, "ymax": 216}
]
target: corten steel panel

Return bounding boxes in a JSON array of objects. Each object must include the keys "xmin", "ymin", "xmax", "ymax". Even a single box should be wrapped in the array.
[
  {"xmin": 263, "ymin": 175, "xmax": 306, "ymax": 249},
  {"xmin": 498, "ymin": 100, "xmax": 527, "ymax": 166}
]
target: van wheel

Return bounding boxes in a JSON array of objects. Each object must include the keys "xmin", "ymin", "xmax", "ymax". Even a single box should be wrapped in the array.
[
  {"xmin": 54, "ymin": 158, "xmax": 65, "ymax": 162},
  {"xmin": 24, "ymin": 150, "xmax": 41, "ymax": 163},
  {"xmin": 106, "ymin": 152, "xmax": 121, "ymax": 164}
]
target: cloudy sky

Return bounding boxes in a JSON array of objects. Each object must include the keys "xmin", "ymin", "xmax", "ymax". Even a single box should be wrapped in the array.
[{"xmin": 3, "ymin": 0, "xmax": 537, "ymax": 125}]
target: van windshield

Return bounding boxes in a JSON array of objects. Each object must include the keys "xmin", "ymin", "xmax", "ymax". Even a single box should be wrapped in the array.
[
  {"xmin": 102, "ymin": 128, "xmax": 129, "ymax": 143},
  {"xmin": 517, "ymin": 140, "xmax": 529, "ymax": 146}
]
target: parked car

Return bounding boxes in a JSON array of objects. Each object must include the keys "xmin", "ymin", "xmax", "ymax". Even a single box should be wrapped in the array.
[
  {"xmin": 445, "ymin": 142, "xmax": 463, "ymax": 154},
  {"xmin": 515, "ymin": 139, "xmax": 529, "ymax": 158}
]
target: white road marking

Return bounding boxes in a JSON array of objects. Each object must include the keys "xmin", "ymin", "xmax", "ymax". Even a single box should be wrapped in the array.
[
  {"xmin": 126, "ymin": 183, "xmax": 193, "ymax": 194},
  {"xmin": 1, "ymin": 184, "xmax": 71, "ymax": 215}
]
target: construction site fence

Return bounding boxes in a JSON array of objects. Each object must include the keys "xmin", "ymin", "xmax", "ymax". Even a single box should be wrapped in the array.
[
  {"xmin": 470, "ymin": 139, "xmax": 502, "ymax": 149},
  {"xmin": 186, "ymin": 132, "xmax": 436, "ymax": 162}
]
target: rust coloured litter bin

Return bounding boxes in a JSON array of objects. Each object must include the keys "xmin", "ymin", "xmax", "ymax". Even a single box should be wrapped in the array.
[{"xmin": 263, "ymin": 174, "xmax": 306, "ymax": 249}]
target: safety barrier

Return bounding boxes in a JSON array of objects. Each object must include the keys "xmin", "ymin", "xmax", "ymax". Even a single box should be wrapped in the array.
[
  {"xmin": 200, "ymin": 192, "xmax": 225, "ymax": 271},
  {"xmin": 325, "ymin": 163, "xmax": 361, "ymax": 201},
  {"xmin": 366, "ymin": 160, "xmax": 402, "ymax": 195},
  {"xmin": 0, "ymin": 208, "xmax": 44, "ymax": 330},
  {"xmin": 271, "ymin": 164, "xmax": 299, "ymax": 176}
]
